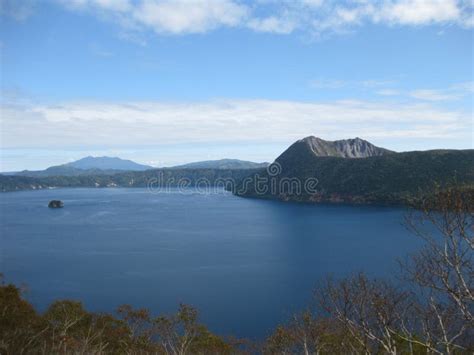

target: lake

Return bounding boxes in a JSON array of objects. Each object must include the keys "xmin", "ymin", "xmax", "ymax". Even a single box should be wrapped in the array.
[{"xmin": 0, "ymin": 188, "xmax": 419, "ymax": 339}]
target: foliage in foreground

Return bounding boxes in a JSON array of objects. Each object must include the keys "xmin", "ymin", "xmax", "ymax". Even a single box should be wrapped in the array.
[
  {"xmin": 0, "ymin": 285, "xmax": 240, "ymax": 354},
  {"xmin": 1, "ymin": 188, "xmax": 472, "ymax": 354}
]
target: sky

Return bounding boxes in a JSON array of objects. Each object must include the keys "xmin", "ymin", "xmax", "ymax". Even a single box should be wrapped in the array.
[{"xmin": 0, "ymin": 0, "xmax": 473, "ymax": 171}]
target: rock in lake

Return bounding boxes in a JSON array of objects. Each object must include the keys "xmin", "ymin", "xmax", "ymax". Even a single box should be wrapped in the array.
[{"xmin": 48, "ymin": 200, "xmax": 64, "ymax": 208}]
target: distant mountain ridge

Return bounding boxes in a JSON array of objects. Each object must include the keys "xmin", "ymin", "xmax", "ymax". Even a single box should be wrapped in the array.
[
  {"xmin": 64, "ymin": 156, "xmax": 152, "ymax": 171},
  {"xmin": 170, "ymin": 159, "xmax": 269, "ymax": 170},
  {"xmin": 8, "ymin": 156, "xmax": 153, "ymax": 178},
  {"xmin": 8, "ymin": 157, "xmax": 268, "ymax": 177}
]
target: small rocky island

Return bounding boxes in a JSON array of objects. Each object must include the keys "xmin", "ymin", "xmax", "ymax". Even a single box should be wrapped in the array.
[{"xmin": 48, "ymin": 200, "xmax": 64, "ymax": 208}]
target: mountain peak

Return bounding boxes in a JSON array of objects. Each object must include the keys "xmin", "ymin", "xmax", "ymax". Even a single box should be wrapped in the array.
[
  {"xmin": 300, "ymin": 136, "xmax": 324, "ymax": 143},
  {"xmin": 277, "ymin": 136, "xmax": 393, "ymax": 167},
  {"xmin": 65, "ymin": 156, "xmax": 153, "ymax": 171}
]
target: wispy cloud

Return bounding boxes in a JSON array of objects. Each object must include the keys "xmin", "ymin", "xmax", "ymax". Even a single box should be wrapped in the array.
[
  {"xmin": 409, "ymin": 89, "xmax": 461, "ymax": 101},
  {"xmin": 309, "ymin": 0, "xmax": 472, "ymax": 35},
  {"xmin": 131, "ymin": 0, "xmax": 248, "ymax": 34},
  {"xmin": 247, "ymin": 16, "xmax": 296, "ymax": 34},
  {"xmin": 311, "ymin": 78, "xmax": 473, "ymax": 102},
  {"xmin": 55, "ymin": 0, "xmax": 248, "ymax": 35},
  {"xmin": 409, "ymin": 82, "xmax": 474, "ymax": 101},
  {"xmin": 1, "ymin": 97, "xmax": 471, "ymax": 149},
  {"xmin": 4, "ymin": 0, "xmax": 471, "ymax": 37},
  {"xmin": 309, "ymin": 78, "xmax": 397, "ymax": 90},
  {"xmin": 309, "ymin": 79, "xmax": 347, "ymax": 89},
  {"xmin": 376, "ymin": 89, "xmax": 401, "ymax": 96},
  {"xmin": 375, "ymin": 0, "xmax": 462, "ymax": 26}
]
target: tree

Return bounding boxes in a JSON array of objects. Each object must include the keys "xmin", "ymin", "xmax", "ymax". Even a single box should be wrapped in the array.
[
  {"xmin": 0, "ymin": 280, "xmax": 46, "ymax": 354},
  {"xmin": 264, "ymin": 312, "xmax": 349, "ymax": 355},
  {"xmin": 0, "ymin": 282, "xmax": 238, "ymax": 354},
  {"xmin": 401, "ymin": 187, "xmax": 474, "ymax": 353},
  {"xmin": 316, "ymin": 273, "xmax": 416, "ymax": 355}
]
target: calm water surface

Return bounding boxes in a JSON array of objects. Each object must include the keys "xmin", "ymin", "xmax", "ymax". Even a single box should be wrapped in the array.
[{"xmin": 0, "ymin": 188, "xmax": 419, "ymax": 338}]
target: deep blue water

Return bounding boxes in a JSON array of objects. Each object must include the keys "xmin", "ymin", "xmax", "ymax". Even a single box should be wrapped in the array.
[{"xmin": 0, "ymin": 188, "xmax": 419, "ymax": 339}]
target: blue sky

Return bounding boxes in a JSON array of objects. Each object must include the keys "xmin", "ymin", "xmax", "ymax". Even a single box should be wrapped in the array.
[{"xmin": 1, "ymin": 0, "xmax": 473, "ymax": 171}]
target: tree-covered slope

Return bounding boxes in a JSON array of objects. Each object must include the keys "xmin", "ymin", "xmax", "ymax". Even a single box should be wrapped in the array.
[
  {"xmin": 235, "ymin": 149, "xmax": 474, "ymax": 204},
  {"xmin": 0, "ymin": 168, "xmax": 261, "ymax": 192}
]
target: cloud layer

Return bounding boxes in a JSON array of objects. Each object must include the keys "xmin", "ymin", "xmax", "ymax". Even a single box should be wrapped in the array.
[
  {"xmin": 4, "ymin": 0, "xmax": 471, "ymax": 36},
  {"xmin": 1, "ymin": 97, "xmax": 471, "ymax": 149}
]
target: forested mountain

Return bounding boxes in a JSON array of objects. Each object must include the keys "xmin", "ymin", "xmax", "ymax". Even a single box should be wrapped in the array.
[{"xmin": 235, "ymin": 144, "xmax": 474, "ymax": 204}]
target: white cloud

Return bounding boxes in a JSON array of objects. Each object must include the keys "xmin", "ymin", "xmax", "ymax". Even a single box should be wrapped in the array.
[
  {"xmin": 247, "ymin": 16, "xmax": 296, "ymax": 34},
  {"xmin": 56, "ymin": 0, "xmax": 248, "ymax": 34},
  {"xmin": 1, "ymin": 98, "xmax": 470, "ymax": 149},
  {"xmin": 410, "ymin": 89, "xmax": 461, "ymax": 101},
  {"xmin": 376, "ymin": 89, "xmax": 401, "ymax": 96},
  {"xmin": 409, "ymin": 82, "xmax": 474, "ymax": 101},
  {"xmin": 309, "ymin": 78, "xmax": 397, "ymax": 90},
  {"xmin": 41, "ymin": 0, "xmax": 474, "ymax": 38},
  {"xmin": 451, "ymin": 81, "xmax": 474, "ymax": 92},
  {"xmin": 311, "ymin": 0, "xmax": 471, "ymax": 36},
  {"xmin": 58, "ymin": 0, "xmax": 132, "ymax": 12},
  {"xmin": 300, "ymin": 0, "xmax": 325, "ymax": 7},
  {"xmin": 309, "ymin": 78, "xmax": 473, "ymax": 102},
  {"xmin": 376, "ymin": 0, "xmax": 460, "ymax": 25},
  {"xmin": 3, "ymin": 0, "xmax": 471, "ymax": 36},
  {"xmin": 132, "ymin": 0, "xmax": 248, "ymax": 34},
  {"xmin": 361, "ymin": 79, "xmax": 397, "ymax": 88}
]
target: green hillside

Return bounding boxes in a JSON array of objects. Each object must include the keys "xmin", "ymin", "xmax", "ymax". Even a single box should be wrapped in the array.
[
  {"xmin": 0, "ymin": 168, "xmax": 260, "ymax": 192},
  {"xmin": 235, "ymin": 149, "xmax": 474, "ymax": 205}
]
